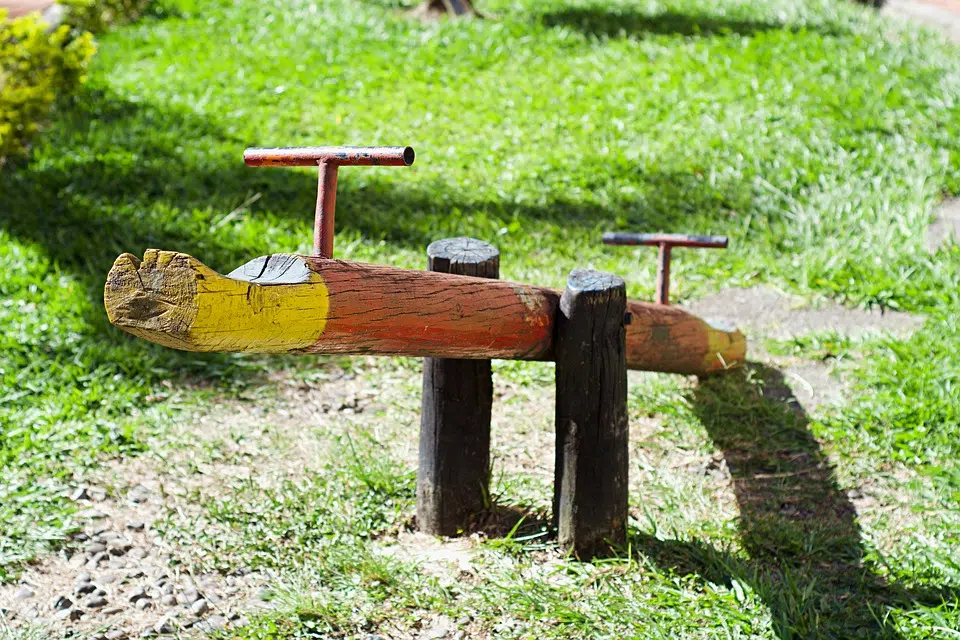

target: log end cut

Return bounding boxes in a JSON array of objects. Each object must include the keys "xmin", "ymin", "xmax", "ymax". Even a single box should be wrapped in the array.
[
  {"xmin": 104, "ymin": 250, "xmax": 329, "ymax": 353},
  {"xmin": 104, "ymin": 250, "xmax": 202, "ymax": 351},
  {"xmin": 701, "ymin": 318, "xmax": 747, "ymax": 374}
]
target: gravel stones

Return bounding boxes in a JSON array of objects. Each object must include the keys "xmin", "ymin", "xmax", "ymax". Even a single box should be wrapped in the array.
[
  {"xmin": 68, "ymin": 553, "xmax": 88, "ymax": 569},
  {"xmin": 195, "ymin": 615, "xmax": 227, "ymax": 633},
  {"xmin": 69, "ymin": 486, "xmax": 106, "ymax": 502},
  {"xmin": 1, "ymin": 487, "xmax": 265, "ymax": 637},
  {"xmin": 153, "ymin": 618, "xmax": 176, "ymax": 634},
  {"xmin": 84, "ymin": 542, "xmax": 107, "ymax": 554},
  {"xmin": 190, "ymin": 599, "xmax": 208, "ymax": 616},
  {"xmin": 127, "ymin": 485, "xmax": 151, "ymax": 504},
  {"xmin": 13, "ymin": 587, "xmax": 35, "ymax": 600},
  {"xmin": 86, "ymin": 551, "xmax": 108, "ymax": 570},
  {"xmin": 54, "ymin": 607, "xmax": 84, "ymax": 622}
]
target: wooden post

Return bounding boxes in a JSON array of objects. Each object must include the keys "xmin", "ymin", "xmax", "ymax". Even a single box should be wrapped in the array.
[
  {"xmin": 412, "ymin": 0, "xmax": 478, "ymax": 18},
  {"xmin": 554, "ymin": 269, "xmax": 629, "ymax": 558},
  {"xmin": 418, "ymin": 238, "xmax": 499, "ymax": 536}
]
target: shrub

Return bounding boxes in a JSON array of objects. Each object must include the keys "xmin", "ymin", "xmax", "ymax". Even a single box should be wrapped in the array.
[
  {"xmin": 0, "ymin": 11, "xmax": 96, "ymax": 165},
  {"xmin": 60, "ymin": 0, "xmax": 153, "ymax": 33}
]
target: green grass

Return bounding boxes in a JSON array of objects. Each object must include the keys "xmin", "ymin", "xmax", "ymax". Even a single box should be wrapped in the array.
[{"xmin": 3, "ymin": 0, "xmax": 960, "ymax": 636}]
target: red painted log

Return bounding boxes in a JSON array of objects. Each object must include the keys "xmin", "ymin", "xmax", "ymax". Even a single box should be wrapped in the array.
[{"xmin": 104, "ymin": 250, "xmax": 745, "ymax": 375}]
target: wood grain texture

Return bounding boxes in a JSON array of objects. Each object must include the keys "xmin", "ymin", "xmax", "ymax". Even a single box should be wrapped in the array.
[
  {"xmin": 104, "ymin": 250, "xmax": 329, "ymax": 352},
  {"xmin": 418, "ymin": 238, "xmax": 498, "ymax": 535},
  {"xmin": 554, "ymin": 270, "xmax": 629, "ymax": 558},
  {"xmin": 104, "ymin": 250, "xmax": 746, "ymax": 375}
]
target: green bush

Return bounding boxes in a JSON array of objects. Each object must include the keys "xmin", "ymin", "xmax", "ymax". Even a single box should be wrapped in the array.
[
  {"xmin": 0, "ymin": 11, "xmax": 96, "ymax": 165},
  {"xmin": 60, "ymin": 0, "xmax": 153, "ymax": 33}
]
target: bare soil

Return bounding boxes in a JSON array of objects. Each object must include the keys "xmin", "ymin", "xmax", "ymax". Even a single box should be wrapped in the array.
[
  {"xmin": 925, "ymin": 197, "xmax": 960, "ymax": 250},
  {"xmin": 0, "ymin": 288, "xmax": 925, "ymax": 638}
]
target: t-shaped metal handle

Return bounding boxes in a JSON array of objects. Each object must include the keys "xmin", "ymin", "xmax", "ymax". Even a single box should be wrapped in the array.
[
  {"xmin": 244, "ymin": 146, "xmax": 416, "ymax": 258},
  {"xmin": 603, "ymin": 232, "xmax": 728, "ymax": 305}
]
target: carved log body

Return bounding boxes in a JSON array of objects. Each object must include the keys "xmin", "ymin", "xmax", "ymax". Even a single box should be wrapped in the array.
[{"xmin": 104, "ymin": 250, "xmax": 745, "ymax": 375}]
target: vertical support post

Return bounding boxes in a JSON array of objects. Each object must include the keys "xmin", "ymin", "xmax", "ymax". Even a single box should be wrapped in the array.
[
  {"xmin": 656, "ymin": 242, "xmax": 671, "ymax": 305},
  {"xmin": 418, "ymin": 237, "xmax": 499, "ymax": 535},
  {"xmin": 314, "ymin": 161, "xmax": 339, "ymax": 258},
  {"xmin": 554, "ymin": 269, "xmax": 629, "ymax": 558}
]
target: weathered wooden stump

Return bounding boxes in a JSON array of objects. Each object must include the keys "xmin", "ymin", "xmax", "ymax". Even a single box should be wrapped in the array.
[
  {"xmin": 553, "ymin": 269, "xmax": 629, "ymax": 558},
  {"xmin": 411, "ymin": 0, "xmax": 479, "ymax": 19},
  {"xmin": 417, "ymin": 238, "xmax": 499, "ymax": 535}
]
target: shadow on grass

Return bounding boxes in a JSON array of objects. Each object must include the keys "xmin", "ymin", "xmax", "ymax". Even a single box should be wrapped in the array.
[
  {"xmin": 540, "ymin": 7, "xmax": 848, "ymax": 40},
  {"xmin": 0, "ymin": 90, "xmax": 611, "ymax": 273},
  {"xmin": 0, "ymin": 88, "xmax": 751, "ymax": 340},
  {"xmin": 631, "ymin": 364, "xmax": 958, "ymax": 639}
]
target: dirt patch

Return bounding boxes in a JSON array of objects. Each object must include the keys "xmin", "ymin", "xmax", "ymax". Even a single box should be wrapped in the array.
[
  {"xmin": 0, "ymin": 364, "xmax": 414, "ymax": 639},
  {"xmin": 0, "ymin": 491, "xmax": 269, "ymax": 638},
  {"xmin": 772, "ymin": 359, "xmax": 847, "ymax": 411},
  {"xmin": 377, "ymin": 532, "xmax": 479, "ymax": 584},
  {"xmin": 925, "ymin": 196, "xmax": 960, "ymax": 251},
  {"xmin": 684, "ymin": 286, "xmax": 923, "ymax": 413},
  {"xmin": 883, "ymin": 4, "xmax": 960, "ymax": 252},
  {"xmin": 0, "ymin": 286, "xmax": 926, "ymax": 636},
  {"xmin": 685, "ymin": 286, "xmax": 923, "ymax": 343},
  {"xmin": 886, "ymin": 0, "xmax": 960, "ymax": 42}
]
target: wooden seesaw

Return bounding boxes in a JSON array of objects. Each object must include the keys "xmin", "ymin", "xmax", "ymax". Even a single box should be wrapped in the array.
[{"xmin": 103, "ymin": 146, "xmax": 745, "ymax": 558}]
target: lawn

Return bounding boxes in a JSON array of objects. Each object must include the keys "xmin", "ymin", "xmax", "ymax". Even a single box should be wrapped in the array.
[{"xmin": 2, "ymin": 0, "xmax": 960, "ymax": 637}]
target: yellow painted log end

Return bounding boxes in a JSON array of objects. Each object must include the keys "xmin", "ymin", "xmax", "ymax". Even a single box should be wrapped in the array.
[
  {"xmin": 103, "ymin": 250, "xmax": 329, "ymax": 353},
  {"xmin": 702, "ymin": 319, "xmax": 747, "ymax": 374},
  {"xmin": 104, "ymin": 250, "xmax": 201, "ymax": 350}
]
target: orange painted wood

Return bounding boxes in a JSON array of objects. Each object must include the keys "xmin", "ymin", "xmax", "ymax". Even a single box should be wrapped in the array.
[
  {"xmin": 104, "ymin": 251, "xmax": 745, "ymax": 375},
  {"xmin": 302, "ymin": 258, "xmax": 554, "ymax": 359}
]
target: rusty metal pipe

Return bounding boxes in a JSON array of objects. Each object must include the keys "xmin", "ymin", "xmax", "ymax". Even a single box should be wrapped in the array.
[
  {"xmin": 656, "ymin": 243, "xmax": 671, "ymax": 305},
  {"xmin": 316, "ymin": 162, "xmax": 339, "ymax": 259},
  {"xmin": 603, "ymin": 232, "xmax": 729, "ymax": 305},
  {"xmin": 244, "ymin": 145, "xmax": 415, "ymax": 258},
  {"xmin": 244, "ymin": 146, "xmax": 415, "ymax": 167},
  {"xmin": 602, "ymin": 232, "xmax": 728, "ymax": 249}
]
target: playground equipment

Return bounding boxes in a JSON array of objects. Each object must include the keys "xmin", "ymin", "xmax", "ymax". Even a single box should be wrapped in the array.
[
  {"xmin": 243, "ymin": 146, "xmax": 415, "ymax": 258},
  {"xmin": 602, "ymin": 232, "xmax": 729, "ymax": 305},
  {"xmin": 103, "ymin": 146, "xmax": 745, "ymax": 557},
  {"xmin": 103, "ymin": 249, "xmax": 742, "ymax": 374}
]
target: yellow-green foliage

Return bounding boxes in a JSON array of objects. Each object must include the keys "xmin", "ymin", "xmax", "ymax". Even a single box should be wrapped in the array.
[
  {"xmin": 60, "ymin": 0, "xmax": 153, "ymax": 33},
  {"xmin": 0, "ymin": 11, "xmax": 96, "ymax": 164}
]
